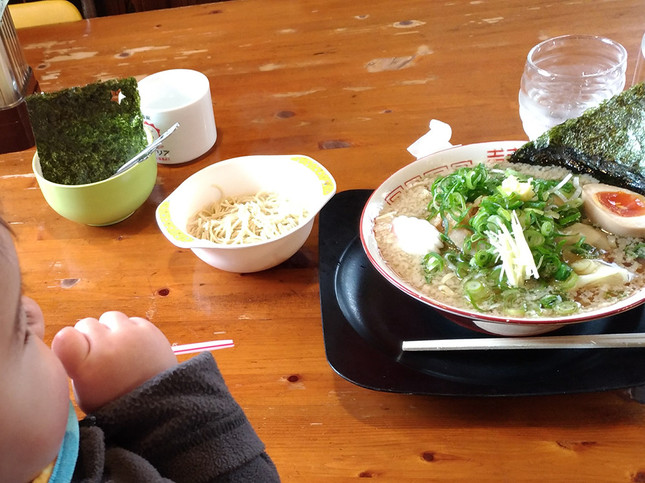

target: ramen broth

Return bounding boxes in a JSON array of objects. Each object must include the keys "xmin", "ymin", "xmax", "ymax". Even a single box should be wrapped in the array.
[{"xmin": 373, "ymin": 161, "xmax": 645, "ymax": 318}]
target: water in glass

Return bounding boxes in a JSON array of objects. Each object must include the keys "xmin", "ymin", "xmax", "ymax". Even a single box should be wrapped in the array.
[{"xmin": 519, "ymin": 35, "xmax": 627, "ymax": 140}]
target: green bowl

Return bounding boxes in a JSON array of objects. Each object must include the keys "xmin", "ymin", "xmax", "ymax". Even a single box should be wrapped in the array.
[{"xmin": 32, "ymin": 151, "xmax": 157, "ymax": 226}]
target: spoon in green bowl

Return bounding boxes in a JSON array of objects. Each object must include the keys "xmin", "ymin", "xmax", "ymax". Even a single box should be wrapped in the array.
[{"xmin": 112, "ymin": 122, "xmax": 180, "ymax": 178}]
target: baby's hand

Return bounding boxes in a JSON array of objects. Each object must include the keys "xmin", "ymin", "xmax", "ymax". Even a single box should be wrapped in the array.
[{"xmin": 51, "ymin": 312, "xmax": 177, "ymax": 413}]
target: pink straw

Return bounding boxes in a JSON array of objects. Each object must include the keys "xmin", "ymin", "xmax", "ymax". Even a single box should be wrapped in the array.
[{"xmin": 172, "ymin": 339, "xmax": 235, "ymax": 355}]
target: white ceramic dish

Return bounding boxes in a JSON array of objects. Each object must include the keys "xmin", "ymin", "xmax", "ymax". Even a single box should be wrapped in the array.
[
  {"xmin": 360, "ymin": 141, "xmax": 645, "ymax": 336},
  {"xmin": 156, "ymin": 154, "xmax": 336, "ymax": 273}
]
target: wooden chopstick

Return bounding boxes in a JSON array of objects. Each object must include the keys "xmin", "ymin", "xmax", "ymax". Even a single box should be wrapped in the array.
[{"xmin": 401, "ymin": 333, "xmax": 645, "ymax": 351}]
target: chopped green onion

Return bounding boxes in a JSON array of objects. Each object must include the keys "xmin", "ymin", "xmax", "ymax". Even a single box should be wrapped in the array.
[
  {"xmin": 446, "ymin": 192, "xmax": 467, "ymax": 222},
  {"xmin": 422, "ymin": 252, "xmax": 444, "ymax": 280},
  {"xmin": 540, "ymin": 220, "xmax": 555, "ymax": 237},
  {"xmin": 486, "ymin": 215, "xmax": 506, "ymax": 232},
  {"xmin": 464, "ymin": 279, "xmax": 490, "ymax": 301},
  {"xmin": 558, "ymin": 213, "xmax": 581, "ymax": 226},
  {"xmin": 626, "ymin": 242, "xmax": 645, "ymax": 259},
  {"xmin": 469, "ymin": 211, "xmax": 489, "ymax": 233},
  {"xmin": 472, "ymin": 250, "xmax": 495, "ymax": 268},
  {"xmin": 524, "ymin": 229, "xmax": 545, "ymax": 248},
  {"xmin": 497, "ymin": 207, "xmax": 512, "ymax": 222},
  {"xmin": 539, "ymin": 294, "xmax": 562, "ymax": 308},
  {"xmin": 554, "ymin": 263, "xmax": 573, "ymax": 281},
  {"xmin": 554, "ymin": 300, "xmax": 580, "ymax": 315}
]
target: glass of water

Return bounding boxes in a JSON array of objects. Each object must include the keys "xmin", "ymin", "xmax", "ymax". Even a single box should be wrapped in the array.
[
  {"xmin": 633, "ymin": 32, "xmax": 645, "ymax": 85},
  {"xmin": 519, "ymin": 34, "xmax": 627, "ymax": 140}
]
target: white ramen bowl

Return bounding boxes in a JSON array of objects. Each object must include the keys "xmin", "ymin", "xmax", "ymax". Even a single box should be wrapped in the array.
[
  {"xmin": 156, "ymin": 154, "xmax": 336, "ymax": 273},
  {"xmin": 360, "ymin": 141, "xmax": 645, "ymax": 336}
]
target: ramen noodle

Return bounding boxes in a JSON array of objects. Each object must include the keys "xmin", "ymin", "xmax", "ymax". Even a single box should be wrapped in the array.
[{"xmin": 188, "ymin": 191, "xmax": 308, "ymax": 245}]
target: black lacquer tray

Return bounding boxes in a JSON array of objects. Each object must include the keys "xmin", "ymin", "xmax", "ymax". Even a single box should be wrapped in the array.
[{"xmin": 318, "ymin": 190, "xmax": 645, "ymax": 396}]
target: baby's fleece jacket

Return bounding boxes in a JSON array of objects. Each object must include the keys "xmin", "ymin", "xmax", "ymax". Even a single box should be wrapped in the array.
[{"xmin": 72, "ymin": 352, "xmax": 280, "ymax": 482}]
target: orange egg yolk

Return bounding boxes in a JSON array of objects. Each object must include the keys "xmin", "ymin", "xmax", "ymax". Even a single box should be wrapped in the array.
[{"xmin": 596, "ymin": 191, "xmax": 645, "ymax": 217}]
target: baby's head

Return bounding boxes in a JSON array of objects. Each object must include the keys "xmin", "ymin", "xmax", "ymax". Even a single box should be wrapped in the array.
[{"xmin": 0, "ymin": 218, "xmax": 71, "ymax": 482}]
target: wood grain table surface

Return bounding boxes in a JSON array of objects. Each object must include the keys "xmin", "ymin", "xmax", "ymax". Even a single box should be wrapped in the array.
[{"xmin": 4, "ymin": 1, "xmax": 645, "ymax": 480}]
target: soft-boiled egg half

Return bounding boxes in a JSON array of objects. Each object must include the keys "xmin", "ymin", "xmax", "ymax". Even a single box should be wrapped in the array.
[{"xmin": 582, "ymin": 183, "xmax": 645, "ymax": 237}]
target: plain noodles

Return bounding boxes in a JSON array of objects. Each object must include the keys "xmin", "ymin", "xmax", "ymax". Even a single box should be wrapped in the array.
[{"xmin": 188, "ymin": 191, "xmax": 308, "ymax": 245}]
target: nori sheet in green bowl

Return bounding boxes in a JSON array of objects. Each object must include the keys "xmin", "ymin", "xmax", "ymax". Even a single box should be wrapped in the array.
[{"xmin": 26, "ymin": 77, "xmax": 147, "ymax": 185}]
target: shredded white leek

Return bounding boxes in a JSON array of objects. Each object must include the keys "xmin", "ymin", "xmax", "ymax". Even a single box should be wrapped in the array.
[
  {"xmin": 551, "ymin": 173, "xmax": 572, "ymax": 193},
  {"xmin": 547, "ymin": 173, "xmax": 584, "ymax": 203},
  {"xmin": 487, "ymin": 211, "xmax": 539, "ymax": 287}
]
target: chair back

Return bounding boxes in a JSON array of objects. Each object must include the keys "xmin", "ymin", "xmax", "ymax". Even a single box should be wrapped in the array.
[{"xmin": 9, "ymin": 0, "xmax": 82, "ymax": 29}]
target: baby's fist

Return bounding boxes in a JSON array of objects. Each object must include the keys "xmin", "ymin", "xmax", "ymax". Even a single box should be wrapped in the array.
[{"xmin": 52, "ymin": 312, "xmax": 177, "ymax": 413}]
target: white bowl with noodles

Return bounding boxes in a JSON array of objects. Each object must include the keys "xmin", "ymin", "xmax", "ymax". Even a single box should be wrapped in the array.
[
  {"xmin": 360, "ymin": 141, "xmax": 645, "ymax": 336},
  {"xmin": 156, "ymin": 154, "xmax": 336, "ymax": 273}
]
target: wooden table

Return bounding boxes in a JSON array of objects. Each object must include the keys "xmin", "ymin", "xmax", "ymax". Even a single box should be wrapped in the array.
[{"xmin": 5, "ymin": 1, "xmax": 645, "ymax": 480}]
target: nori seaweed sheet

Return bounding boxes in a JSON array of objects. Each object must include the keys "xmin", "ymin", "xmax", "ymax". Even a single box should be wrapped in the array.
[
  {"xmin": 26, "ymin": 77, "xmax": 147, "ymax": 185},
  {"xmin": 509, "ymin": 82, "xmax": 645, "ymax": 194}
]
